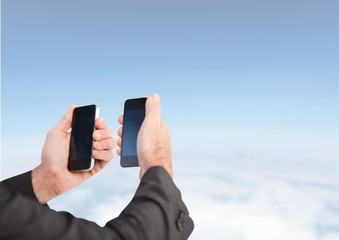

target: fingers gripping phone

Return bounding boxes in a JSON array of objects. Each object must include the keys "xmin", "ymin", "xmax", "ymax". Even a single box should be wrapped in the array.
[
  {"xmin": 120, "ymin": 97, "xmax": 146, "ymax": 167},
  {"xmin": 68, "ymin": 105, "xmax": 99, "ymax": 171}
]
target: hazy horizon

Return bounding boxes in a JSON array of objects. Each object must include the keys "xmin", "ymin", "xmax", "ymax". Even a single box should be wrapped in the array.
[{"xmin": 2, "ymin": 0, "xmax": 339, "ymax": 239}]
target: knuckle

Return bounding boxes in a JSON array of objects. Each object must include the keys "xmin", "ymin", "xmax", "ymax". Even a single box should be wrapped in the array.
[{"xmin": 47, "ymin": 129, "xmax": 57, "ymax": 138}]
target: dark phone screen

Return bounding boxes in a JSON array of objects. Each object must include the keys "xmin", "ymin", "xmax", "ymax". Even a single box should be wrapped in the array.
[
  {"xmin": 69, "ymin": 115, "xmax": 95, "ymax": 161},
  {"xmin": 121, "ymin": 109, "xmax": 145, "ymax": 156}
]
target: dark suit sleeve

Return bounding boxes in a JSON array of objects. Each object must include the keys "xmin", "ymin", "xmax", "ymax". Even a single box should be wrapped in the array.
[
  {"xmin": 0, "ymin": 171, "xmax": 40, "ymax": 202},
  {"xmin": 0, "ymin": 167, "xmax": 194, "ymax": 240},
  {"xmin": 106, "ymin": 166, "xmax": 194, "ymax": 240}
]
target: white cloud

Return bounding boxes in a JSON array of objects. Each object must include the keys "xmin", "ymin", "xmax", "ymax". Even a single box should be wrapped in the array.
[
  {"xmin": 45, "ymin": 148, "xmax": 339, "ymax": 240},
  {"xmin": 86, "ymin": 195, "xmax": 132, "ymax": 226},
  {"xmin": 2, "ymin": 134, "xmax": 339, "ymax": 239},
  {"xmin": 49, "ymin": 188, "xmax": 94, "ymax": 213},
  {"xmin": 174, "ymin": 150, "xmax": 339, "ymax": 240},
  {"xmin": 323, "ymin": 233, "xmax": 339, "ymax": 240}
]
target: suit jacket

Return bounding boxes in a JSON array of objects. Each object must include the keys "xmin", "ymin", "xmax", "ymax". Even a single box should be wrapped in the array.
[{"xmin": 0, "ymin": 167, "xmax": 194, "ymax": 240}]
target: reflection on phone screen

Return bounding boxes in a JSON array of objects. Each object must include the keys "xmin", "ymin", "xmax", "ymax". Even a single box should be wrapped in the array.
[{"xmin": 121, "ymin": 109, "xmax": 145, "ymax": 157}]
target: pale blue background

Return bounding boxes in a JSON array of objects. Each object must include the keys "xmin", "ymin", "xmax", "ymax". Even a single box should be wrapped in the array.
[{"xmin": 1, "ymin": 0, "xmax": 339, "ymax": 239}]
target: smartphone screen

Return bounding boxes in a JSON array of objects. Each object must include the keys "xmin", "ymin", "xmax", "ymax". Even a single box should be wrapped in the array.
[
  {"xmin": 68, "ymin": 105, "xmax": 99, "ymax": 171},
  {"xmin": 121, "ymin": 97, "xmax": 146, "ymax": 167}
]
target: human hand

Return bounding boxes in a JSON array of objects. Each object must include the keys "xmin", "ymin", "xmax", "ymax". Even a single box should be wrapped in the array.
[
  {"xmin": 117, "ymin": 94, "xmax": 173, "ymax": 179},
  {"xmin": 32, "ymin": 105, "xmax": 115, "ymax": 204}
]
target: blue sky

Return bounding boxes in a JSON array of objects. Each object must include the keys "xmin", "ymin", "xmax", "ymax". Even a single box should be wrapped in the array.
[{"xmin": 1, "ymin": 0, "xmax": 339, "ymax": 239}]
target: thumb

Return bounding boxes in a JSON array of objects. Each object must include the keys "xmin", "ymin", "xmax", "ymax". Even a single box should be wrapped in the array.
[
  {"xmin": 54, "ymin": 104, "xmax": 75, "ymax": 133},
  {"xmin": 145, "ymin": 94, "xmax": 161, "ymax": 123}
]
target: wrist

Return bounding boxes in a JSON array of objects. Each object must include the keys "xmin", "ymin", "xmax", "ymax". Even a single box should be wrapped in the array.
[
  {"xmin": 32, "ymin": 166, "xmax": 57, "ymax": 204},
  {"xmin": 140, "ymin": 163, "xmax": 173, "ymax": 180}
]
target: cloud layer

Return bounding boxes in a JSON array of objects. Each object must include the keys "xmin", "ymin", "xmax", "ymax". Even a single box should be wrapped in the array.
[{"xmin": 44, "ymin": 144, "xmax": 339, "ymax": 240}]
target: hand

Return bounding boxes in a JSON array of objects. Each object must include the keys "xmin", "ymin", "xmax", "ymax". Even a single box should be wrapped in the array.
[
  {"xmin": 117, "ymin": 94, "xmax": 173, "ymax": 179},
  {"xmin": 32, "ymin": 105, "xmax": 115, "ymax": 204}
]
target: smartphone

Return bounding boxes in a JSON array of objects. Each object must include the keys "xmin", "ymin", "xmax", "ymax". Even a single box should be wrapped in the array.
[
  {"xmin": 68, "ymin": 104, "xmax": 99, "ymax": 171},
  {"xmin": 120, "ymin": 97, "xmax": 147, "ymax": 167}
]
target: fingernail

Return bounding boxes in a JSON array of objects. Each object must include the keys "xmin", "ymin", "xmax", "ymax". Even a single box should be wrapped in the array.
[{"xmin": 152, "ymin": 94, "xmax": 159, "ymax": 102}]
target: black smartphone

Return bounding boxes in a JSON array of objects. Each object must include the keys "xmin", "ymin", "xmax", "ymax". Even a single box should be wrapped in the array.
[
  {"xmin": 68, "ymin": 104, "xmax": 99, "ymax": 171},
  {"xmin": 120, "ymin": 97, "xmax": 147, "ymax": 167}
]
